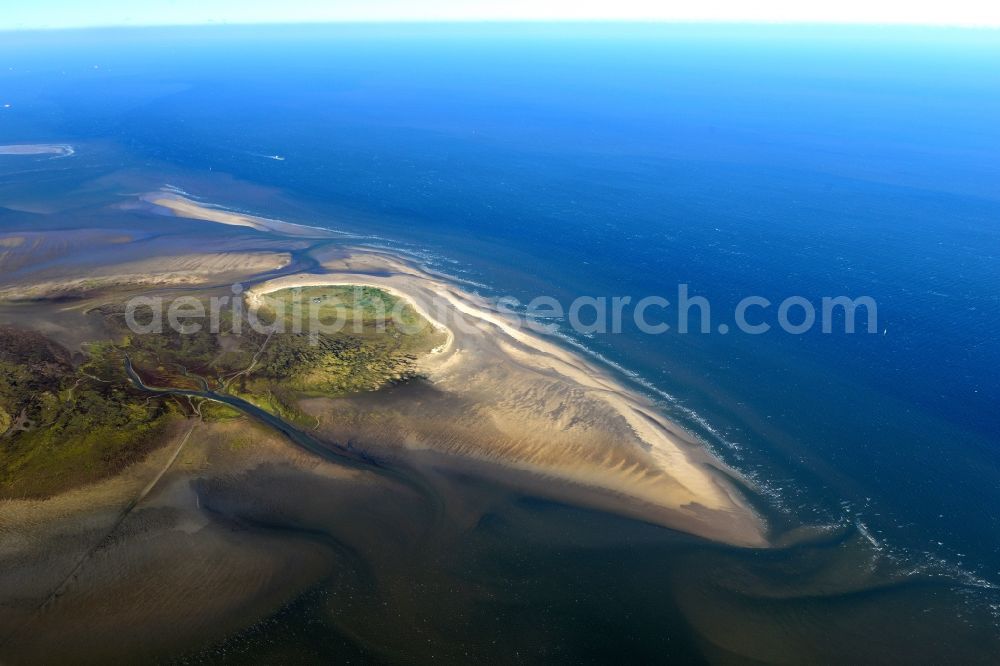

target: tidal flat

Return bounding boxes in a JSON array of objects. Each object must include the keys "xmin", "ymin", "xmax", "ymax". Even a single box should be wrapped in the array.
[{"xmin": 1, "ymin": 165, "xmax": 996, "ymax": 664}]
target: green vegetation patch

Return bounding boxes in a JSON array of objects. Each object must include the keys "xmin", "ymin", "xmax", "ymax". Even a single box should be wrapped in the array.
[
  {"xmin": 106, "ymin": 285, "xmax": 444, "ymax": 422},
  {"xmin": 0, "ymin": 327, "xmax": 180, "ymax": 499},
  {"xmin": 0, "ymin": 285, "xmax": 443, "ymax": 497}
]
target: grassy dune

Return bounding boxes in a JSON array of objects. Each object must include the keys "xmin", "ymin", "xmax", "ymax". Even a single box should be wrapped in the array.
[{"xmin": 114, "ymin": 286, "xmax": 444, "ymax": 423}]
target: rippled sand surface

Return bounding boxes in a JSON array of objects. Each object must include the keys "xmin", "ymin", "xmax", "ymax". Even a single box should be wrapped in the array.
[{"xmin": 1, "ymin": 181, "xmax": 995, "ymax": 663}]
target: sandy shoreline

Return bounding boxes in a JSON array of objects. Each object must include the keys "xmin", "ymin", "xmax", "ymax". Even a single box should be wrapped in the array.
[{"xmin": 246, "ymin": 256, "xmax": 768, "ymax": 547}]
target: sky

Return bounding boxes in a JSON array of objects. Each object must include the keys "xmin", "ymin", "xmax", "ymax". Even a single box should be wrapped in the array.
[{"xmin": 3, "ymin": 0, "xmax": 999, "ymax": 30}]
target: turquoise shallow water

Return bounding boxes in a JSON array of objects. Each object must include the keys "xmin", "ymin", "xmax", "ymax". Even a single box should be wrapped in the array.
[{"xmin": 2, "ymin": 23, "xmax": 999, "ymax": 661}]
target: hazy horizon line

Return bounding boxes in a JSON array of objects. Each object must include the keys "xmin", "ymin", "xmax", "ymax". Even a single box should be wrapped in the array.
[{"xmin": 2, "ymin": 18, "xmax": 999, "ymax": 34}]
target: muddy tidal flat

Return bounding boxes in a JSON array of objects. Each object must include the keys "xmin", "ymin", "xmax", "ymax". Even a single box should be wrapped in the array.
[
  {"xmin": 1, "ymin": 157, "xmax": 996, "ymax": 664},
  {"xmin": 0, "ymin": 172, "xmax": 769, "ymax": 662}
]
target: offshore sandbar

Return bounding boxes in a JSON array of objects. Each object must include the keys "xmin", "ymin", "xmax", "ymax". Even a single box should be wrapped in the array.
[{"xmin": 138, "ymin": 191, "xmax": 340, "ymax": 237}]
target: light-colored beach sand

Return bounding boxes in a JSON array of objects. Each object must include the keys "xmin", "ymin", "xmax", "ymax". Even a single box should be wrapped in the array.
[
  {"xmin": 0, "ymin": 144, "xmax": 74, "ymax": 157},
  {"xmin": 247, "ymin": 250, "xmax": 768, "ymax": 547}
]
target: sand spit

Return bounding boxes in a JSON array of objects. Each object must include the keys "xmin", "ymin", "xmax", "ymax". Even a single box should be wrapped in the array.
[
  {"xmin": 0, "ymin": 144, "xmax": 74, "ymax": 158},
  {"xmin": 0, "ymin": 252, "xmax": 291, "ymax": 301},
  {"xmin": 139, "ymin": 191, "xmax": 340, "ymax": 237},
  {"xmin": 247, "ymin": 252, "xmax": 768, "ymax": 547}
]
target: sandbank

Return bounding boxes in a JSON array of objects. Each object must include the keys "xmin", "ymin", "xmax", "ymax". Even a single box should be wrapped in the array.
[{"xmin": 246, "ymin": 256, "xmax": 768, "ymax": 547}]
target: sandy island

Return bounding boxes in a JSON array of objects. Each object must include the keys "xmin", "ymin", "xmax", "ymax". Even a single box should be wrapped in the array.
[
  {"xmin": 246, "ymin": 250, "xmax": 768, "ymax": 547},
  {"xmin": 0, "ymin": 183, "xmax": 774, "ymax": 662},
  {"xmin": 0, "ymin": 192, "xmax": 768, "ymax": 546}
]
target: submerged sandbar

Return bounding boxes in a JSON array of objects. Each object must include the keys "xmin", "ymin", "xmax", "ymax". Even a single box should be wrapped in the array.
[{"xmin": 0, "ymin": 144, "xmax": 75, "ymax": 157}]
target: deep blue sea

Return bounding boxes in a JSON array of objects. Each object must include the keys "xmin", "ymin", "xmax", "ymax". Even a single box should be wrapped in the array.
[{"xmin": 2, "ymin": 23, "xmax": 999, "ymax": 658}]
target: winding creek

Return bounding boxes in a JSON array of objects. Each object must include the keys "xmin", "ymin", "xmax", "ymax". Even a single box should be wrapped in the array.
[{"xmin": 124, "ymin": 355, "xmax": 387, "ymax": 475}]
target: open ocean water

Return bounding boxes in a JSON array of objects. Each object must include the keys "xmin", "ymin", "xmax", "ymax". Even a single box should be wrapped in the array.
[{"xmin": 2, "ymin": 23, "xmax": 999, "ymax": 662}]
